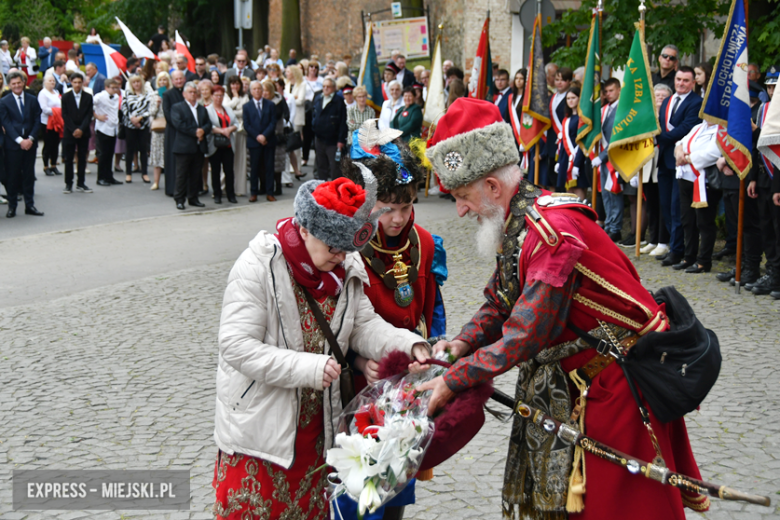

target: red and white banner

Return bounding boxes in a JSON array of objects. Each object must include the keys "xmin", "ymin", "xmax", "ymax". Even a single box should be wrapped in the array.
[
  {"xmin": 175, "ymin": 31, "xmax": 195, "ymax": 73},
  {"xmin": 116, "ymin": 18, "xmax": 158, "ymax": 61},
  {"xmin": 99, "ymin": 43, "xmax": 126, "ymax": 79}
]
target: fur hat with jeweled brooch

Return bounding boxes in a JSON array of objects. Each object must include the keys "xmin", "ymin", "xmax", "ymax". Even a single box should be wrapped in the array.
[{"xmin": 426, "ymin": 97, "xmax": 520, "ymax": 191}]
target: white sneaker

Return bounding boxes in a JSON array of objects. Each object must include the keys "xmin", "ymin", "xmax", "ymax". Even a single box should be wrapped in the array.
[
  {"xmin": 649, "ymin": 244, "xmax": 670, "ymax": 256},
  {"xmin": 640, "ymin": 243, "xmax": 657, "ymax": 254}
]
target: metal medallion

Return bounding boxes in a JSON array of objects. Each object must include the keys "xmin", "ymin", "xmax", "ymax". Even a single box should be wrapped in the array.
[{"xmin": 394, "ymin": 282, "xmax": 414, "ymax": 307}]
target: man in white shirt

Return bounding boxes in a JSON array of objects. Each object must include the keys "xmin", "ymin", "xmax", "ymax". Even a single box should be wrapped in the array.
[
  {"xmin": 65, "ymin": 49, "xmax": 80, "ymax": 72},
  {"xmin": 592, "ymin": 78, "xmax": 624, "ymax": 241},
  {"xmin": 395, "ymin": 55, "xmax": 414, "ymax": 88},
  {"xmin": 93, "ymin": 78, "xmax": 122, "ymax": 186},
  {"xmin": 0, "ymin": 40, "xmax": 14, "ymax": 75}
]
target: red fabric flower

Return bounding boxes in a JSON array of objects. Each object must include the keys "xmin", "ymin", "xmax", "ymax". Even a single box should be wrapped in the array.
[{"xmin": 312, "ymin": 178, "xmax": 366, "ymax": 217}]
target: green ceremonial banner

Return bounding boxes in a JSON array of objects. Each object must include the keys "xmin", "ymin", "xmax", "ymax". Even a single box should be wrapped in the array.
[
  {"xmin": 607, "ymin": 23, "xmax": 660, "ymax": 181},
  {"xmin": 576, "ymin": 12, "xmax": 601, "ymax": 155}
]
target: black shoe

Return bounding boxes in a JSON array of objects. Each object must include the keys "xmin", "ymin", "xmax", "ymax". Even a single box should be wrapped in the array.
[
  {"xmin": 770, "ymin": 290, "xmax": 780, "ymax": 300},
  {"xmin": 672, "ymin": 260, "xmax": 691, "ymax": 270},
  {"xmin": 25, "ymin": 206, "xmax": 44, "ymax": 216},
  {"xmin": 45, "ymin": 167, "xmax": 55, "ymax": 176},
  {"xmin": 52, "ymin": 167, "xmax": 62, "ymax": 175},
  {"xmin": 6, "ymin": 207, "xmax": 15, "ymax": 218},
  {"xmin": 108, "ymin": 178, "xmax": 123, "ymax": 185},
  {"xmin": 114, "ymin": 166, "xmax": 123, "ymax": 173},
  {"xmin": 228, "ymin": 196, "xmax": 237, "ymax": 204},
  {"xmin": 738, "ymin": 268, "xmax": 760, "ymax": 286},
  {"xmin": 214, "ymin": 196, "xmax": 222, "ymax": 204},
  {"xmin": 188, "ymin": 199, "xmax": 205, "ymax": 208},
  {"xmin": 656, "ymin": 253, "xmax": 669, "ymax": 261},
  {"xmin": 715, "ymin": 268, "xmax": 736, "ymax": 282},
  {"xmin": 198, "ymin": 188, "xmax": 209, "ymax": 197},
  {"xmin": 63, "ymin": 184, "xmax": 73, "ymax": 194},
  {"xmin": 608, "ymin": 231, "xmax": 622, "ymax": 243},
  {"xmin": 76, "ymin": 184, "xmax": 93, "ymax": 193},
  {"xmin": 745, "ymin": 274, "xmax": 769, "ymax": 291},
  {"xmin": 176, "ymin": 202, "xmax": 186, "ymax": 210},
  {"xmin": 619, "ymin": 233, "xmax": 636, "ymax": 248},
  {"xmin": 661, "ymin": 254, "xmax": 682, "ymax": 267},
  {"xmin": 751, "ymin": 275, "xmax": 780, "ymax": 295},
  {"xmin": 97, "ymin": 179, "xmax": 111, "ymax": 186},
  {"xmin": 712, "ymin": 247, "xmax": 736, "ymax": 260},
  {"xmin": 685, "ymin": 264, "xmax": 710, "ymax": 274}
]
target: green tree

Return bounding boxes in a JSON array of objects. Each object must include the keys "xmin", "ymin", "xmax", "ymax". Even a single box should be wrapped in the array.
[
  {"xmin": 280, "ymin": 0, "xmax": 301, "ymax": 57},
  {"xmin": 543, "ymin": 0, "xmax": 730, "ymax": 70},
  {"xmin": 749, "ymin": 0, "xmax": 780, "ymax": 71}
]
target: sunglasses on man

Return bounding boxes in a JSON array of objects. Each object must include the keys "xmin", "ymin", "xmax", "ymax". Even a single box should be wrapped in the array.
[{"xmin": 660, "ymin": 53, "xmax": 677, "ymax": 61}]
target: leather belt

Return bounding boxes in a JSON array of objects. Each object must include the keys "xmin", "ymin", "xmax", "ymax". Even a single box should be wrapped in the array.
[{"xmin": 580, "ymin": 334, "xmax": 638, "ymax": 382}]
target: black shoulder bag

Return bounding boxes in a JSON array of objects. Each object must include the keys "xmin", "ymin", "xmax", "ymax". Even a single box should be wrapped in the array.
[
  {"xmin": 301, "ymin": 288, "xmax": 356, "ymax": 408},
  {"xmin": 569, "ymin": 286, "xmax": 721, "ymax": 425}
]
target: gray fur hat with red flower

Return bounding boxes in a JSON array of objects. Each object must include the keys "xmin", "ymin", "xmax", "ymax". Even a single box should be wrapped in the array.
[
  {"xmin": 294, "ymin": 165, "xmax": 388, "ymax": 252},
  {"xmin": 426, "ymin": 97, "xmax": 519, "ymax": 191}
]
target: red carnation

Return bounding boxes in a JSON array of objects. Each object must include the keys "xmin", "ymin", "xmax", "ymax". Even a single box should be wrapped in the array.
[
  {"xmin": 312, "ymin": 178, "xmax": 366, "ymax": 217},
  {"xmin": 355, "ymin": 403, "xmax": 385, "ymax": 438}
]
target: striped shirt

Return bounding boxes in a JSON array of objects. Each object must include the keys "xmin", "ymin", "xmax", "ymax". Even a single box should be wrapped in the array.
[
  {"xmin": 346, "ymin": 105, "xmax": 375, "ymax": 145},
  {"xmin": 122, "ymin": 92, "xmax": 152, "ymax": 130}
]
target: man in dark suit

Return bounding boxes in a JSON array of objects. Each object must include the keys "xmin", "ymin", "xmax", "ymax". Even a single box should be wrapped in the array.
[
  {"xmin": 223, "ymin": 54, "xmax": 254, "ymax": 84},
  {"xmin": 61, "ymin": 71, "xmax": 94, "ymax": 194},
  {"xmin": 49, "ymin": 60, "xmax": 68, "ymax": 94},
  {"xmin": 0, "ymin": 71, "xmax": 43, "ymax": 217},
  {"xmin": 394, "ymin": 55, "xmax": 415, "ymax": 88},
  {"xmin": 38, "ymin": 37, "xmax": 59, "ymax": 76},
  {"xmin": 543, "ymin": 66, "xmax": 571, "ymax": 188},
  {"xmin": 493, "ymin": 69, "xmax": 512, "ymax": 123},
  {"xmin": 592, "ymin": 78, "xmax": 624, "ymax": 241},
  {"xmin": 244, "ymin": 80, "xmax": 277, "ymax": 202},
  {"xmin": 655, "ymin": 66, "xmax": 702, "ymax": 267},
  {"xmin": 170, "ymin": 82, "xmax": 212, "ymax": 210},
  {"xmin": 84, "ymin": 63, "xmax": 106, "ymax": 95},
  {"xmin": 163, "ymin": 71, "xmax": 186, "ymax": 196},
  {"xmin": 312, "ymin": 77, "xmax": 347, "ymax": 181}
]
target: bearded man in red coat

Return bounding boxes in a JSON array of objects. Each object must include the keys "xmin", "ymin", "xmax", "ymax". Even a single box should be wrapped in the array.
[{"xmin": 413, "ymin": 98, "xmax": 709, "ymax": 520}]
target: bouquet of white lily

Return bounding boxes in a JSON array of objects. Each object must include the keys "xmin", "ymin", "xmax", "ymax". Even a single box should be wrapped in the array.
[{"xmin": 325, "ymin": 357, "xmax": 448, "ymax": 517}]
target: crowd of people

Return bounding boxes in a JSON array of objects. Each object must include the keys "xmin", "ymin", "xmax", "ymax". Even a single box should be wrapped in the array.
[{"xmin": 1, "ymin": 33, "xmax": 778, "ymax": 298}]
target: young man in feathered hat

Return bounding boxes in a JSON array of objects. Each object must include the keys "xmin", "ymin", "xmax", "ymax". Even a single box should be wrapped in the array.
[{"xmin": 410, "ymin": 97, "xmax": 708, "ymax": 520}]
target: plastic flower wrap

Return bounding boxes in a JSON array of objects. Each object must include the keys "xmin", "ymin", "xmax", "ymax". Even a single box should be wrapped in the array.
[{"xmin": 325, "ymin": 355, "xmax": 449, "ymax": 517}]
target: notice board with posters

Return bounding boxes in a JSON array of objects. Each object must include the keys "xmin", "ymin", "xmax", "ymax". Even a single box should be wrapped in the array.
[{"xmin": 372, "ymin": 17, "xmax": 429, "ymax": 61}]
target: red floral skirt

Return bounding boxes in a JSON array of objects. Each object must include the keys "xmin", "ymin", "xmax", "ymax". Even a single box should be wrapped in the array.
[{"xmin": 213, "ymin": 404, "xmax": 329, "ymax": 520}]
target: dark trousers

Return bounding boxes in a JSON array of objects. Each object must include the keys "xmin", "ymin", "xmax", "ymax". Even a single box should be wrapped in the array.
[
  {"xmin": 125, "ymin": 127, "xmax": 149, "ymax": 177},
  {"xmin": 644, "ymin": 182, "xmax": 669, "ymax": 245},
  {"xmin": 4, "ymin": 145, "xmax": 37, "ymax": 210},
  {"xmin": 302, "ymin": 111, "xmax": 314, "ymax": 161},
  {"xmin": 63, "ymin": 135, "xmax": 89, "ymax": 187},
  {"xmin": 678, "ymin": 179, "xmax": 722, "ymax": 268},
  {"xmin": 314, "ymin": 138, "xmax": 337, "ymax": 181},
  {"xmin": 174, "ymin": 153, "xmax": 204, "ymax": 203},
  {"xmin": 658, "ymin": 166, "xmax": 684, "ymax": 256},
  {"xmin": 96, "ymin": 131, "xmax": 117, "ymax": 182},
  {"xmin": 209, "ymin": 147, "xmax": 235, "ymax": 198},
  {"xmin": 42, "ymin": 129, "xmax": 60, "ymax": 167},
  {"xmin": 249, "ymin": 145, "xmax": 274, "ymax": 196},
  {"xmin": 756, "ymin": 188, "xmax": 780, "ymax": 273},
  {"xmin": 723, "ymin": 187, "xmax": 762, "ymax": 270}
]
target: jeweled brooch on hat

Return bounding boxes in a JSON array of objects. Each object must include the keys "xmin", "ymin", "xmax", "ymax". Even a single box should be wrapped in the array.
[
  {"xmin": 396, "ymin": 163, "xmax": 413, "ymax": 185},
  {"xmin": 444, "ymin": 151, "xmax": 463, "ymax": 171}
]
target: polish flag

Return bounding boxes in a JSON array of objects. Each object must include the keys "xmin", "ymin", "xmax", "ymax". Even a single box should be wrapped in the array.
[
  {"xmin": 100, "ymin": 43, "xmax": 126, "ymax": 79},
  {"xmin": 175, "ymin": 31, "xmax": 195, "ymax": 72},
  {"xmin": 116, "ymin": 17, "xmax": 158, "ymax": 61}
]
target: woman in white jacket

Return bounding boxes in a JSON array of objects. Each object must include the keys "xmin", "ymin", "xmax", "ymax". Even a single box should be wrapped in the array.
[
  {"xmin": 286, "ymin": 65, "xmax": 309, "ymax": 180},
  {"xmin": 378, "ymin": 80, "xmax": 403, "ymax": 130},
  {"xmin": 213, "ymin": 170, "xmax": 430, "ymax": 520}
]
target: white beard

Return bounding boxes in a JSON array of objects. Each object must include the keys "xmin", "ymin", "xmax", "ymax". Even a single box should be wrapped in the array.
[{"xmin": 469, "ymin": 199, "xmax": 505, "ymax": 258}]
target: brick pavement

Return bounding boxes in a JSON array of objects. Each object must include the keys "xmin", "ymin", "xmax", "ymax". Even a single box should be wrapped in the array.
[{"xmin": 1, "ymin": 214, "xmax": 779, "ymax": 519}]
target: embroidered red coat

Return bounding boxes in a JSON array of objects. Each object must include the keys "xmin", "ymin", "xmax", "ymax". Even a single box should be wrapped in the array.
[
  {"xmin": 362, "ymin": 222, "xmax": 437, "ymax": 338},
  {"xmin": 443, "ymin": 198, "xmax": 709, "ymax": 519}
]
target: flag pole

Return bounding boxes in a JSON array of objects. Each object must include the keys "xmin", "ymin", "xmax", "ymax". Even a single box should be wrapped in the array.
[
  {"xmin": 635, "ymin": 0, "xmax": 646, "ymax": 259},
  {"xmin": 534, "ymin": 0, "xmax": 542, "ymax": 186},
  {"xmin": 592, "ymin": 0, "xmax": 603, "ymax": 211},
  {"xmin": 735, "ymin": 0, "xmax": 748, "ymax": 293}
]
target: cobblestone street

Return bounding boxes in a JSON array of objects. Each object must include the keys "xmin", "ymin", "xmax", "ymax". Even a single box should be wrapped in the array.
[{"xmin": 1, "ymin": 204, "xmax": 779, "ymax": 519}]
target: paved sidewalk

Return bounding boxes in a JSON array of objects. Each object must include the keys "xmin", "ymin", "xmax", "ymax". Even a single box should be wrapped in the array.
[{"xmin": 1, "ymin": 211, "xmax": 779, "ymax": 519}]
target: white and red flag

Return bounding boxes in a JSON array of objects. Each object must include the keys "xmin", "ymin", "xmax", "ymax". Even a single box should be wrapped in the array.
[
  {"xmin": 116, "ymin": 17, "xmax": 158, "ymax": 61},
  {"xmin": 175, "ymin": 31, "xmax": 195, "ymax": 72}
]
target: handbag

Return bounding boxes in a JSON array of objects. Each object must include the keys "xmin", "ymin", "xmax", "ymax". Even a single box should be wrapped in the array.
[
  {"xmin": 286, "ymin": 131, "xmax": 303, "ymax": 152},
  {"xmin": 151, "ymin": 117, "xmax": 166, "ymax": 133},
  {"xmin": 569, "ymin": 285, "xmax": 721, "ymax": 424},
  {"xmin": 301, "ymin": 288, "xmax": 356, "ymax": 409},
  {"xmin": 213, "ymin": 134, "xmax": 231, "ymax": 148},
  {"xmin": 704, "ymin": 165, "xmax": 722, "ymax": 191}
]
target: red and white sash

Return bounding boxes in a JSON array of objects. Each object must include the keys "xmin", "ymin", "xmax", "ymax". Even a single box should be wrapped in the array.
[
  {"xmin": 560, "ymin": 117, "xmax": 577, "ymax": 189},
  {"xmin": 598, "ymin": 103, "xmax": 621, "ymax": 193},
  {"xmin": 684, "ymin": 125, "xmax": 708, "ymax": 207},
  {"xmin": 759, "ymin": 102, "xmax": 775, "ymax": 179},
  {"xmin": 549, "ymin": 93, "xmax": 564, "ymax": 138},
  {"xmin": 381, "ymin": 82, "xmax": 388, "ymax": 101},
  {"xmin": 663, "ymin": 95, "xmax": 677, "ymax": 133},
  {"xmin": 603, "ymin": 160, "xmax": 622, "ymax": 193},
  {"xmin": 507, "ymin": 93, "xmax": 526, "ymax": 151}
]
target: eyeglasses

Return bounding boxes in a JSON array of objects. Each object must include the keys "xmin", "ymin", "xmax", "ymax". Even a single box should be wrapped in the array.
[{"xmin": 660, "ymin": 53, "xmax": 677, "ymax": 61}]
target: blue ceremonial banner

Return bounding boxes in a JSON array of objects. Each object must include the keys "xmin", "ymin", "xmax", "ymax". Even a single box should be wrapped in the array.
[
  {"xmin": 700, "ymin": 0, "xmax": 752, "ymax": 178},
  {"xmin": 358, "ymin": 24, "xmax": 384, "ymax": 112}
]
